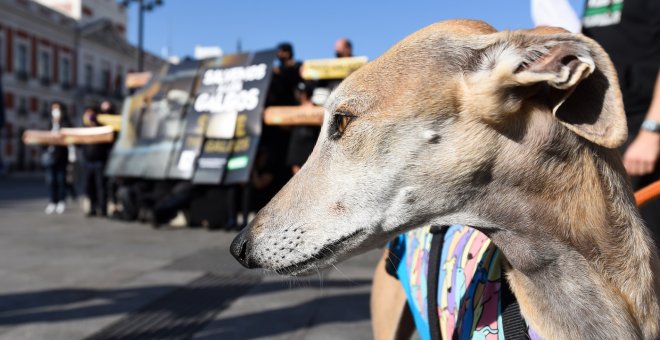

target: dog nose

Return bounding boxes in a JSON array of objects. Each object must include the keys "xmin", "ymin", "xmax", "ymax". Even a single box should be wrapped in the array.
[{"xmin": 230, "ymin": 229, "xmax": 259, "ymax": 268}]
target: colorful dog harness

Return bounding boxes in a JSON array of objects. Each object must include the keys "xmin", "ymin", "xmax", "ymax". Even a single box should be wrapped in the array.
[{"xmin": 388, "ymin": 225, "xmax": 543, "ymax": 340}]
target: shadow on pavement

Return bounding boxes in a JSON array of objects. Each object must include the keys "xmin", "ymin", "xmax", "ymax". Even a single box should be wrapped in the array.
[
  {"xmin": 192, "ymin": 292, "xmax": 371, "ymax": 340},
  {"xmin": 0, "ymin": 279, "xmax": 371, "ymax": 327},
  {"xmin": 0, "ymin": 176, "xmax": 49, "ymax": 202}
]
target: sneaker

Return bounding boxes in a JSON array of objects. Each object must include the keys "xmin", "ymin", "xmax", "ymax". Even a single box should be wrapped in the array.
[
  {"xmin": 45, "ymin": 203, "xmax": 56, "ymax": 215},
  {"xmin": 55, "ymin": 202, "xmax": 66, "ymax": 214}
]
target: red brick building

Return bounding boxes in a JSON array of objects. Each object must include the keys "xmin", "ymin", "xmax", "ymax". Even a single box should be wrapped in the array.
[{"xmin": 0, "ymin": 0, "xmax": 163, "ymax": 171}]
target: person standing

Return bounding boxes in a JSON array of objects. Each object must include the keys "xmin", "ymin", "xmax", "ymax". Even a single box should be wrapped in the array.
[
  {"xmin": 98, "ymin": 99, "xmax": 120, "ymax": 216},
  {"xmin": 64, "ymin": 144, "xmax": 78, "ymax": 202},
  {"xmin": 81, "ymin": 106, "xmax": 111, "ymax": 217},
  {"xmin": 43, "ymin": 102, "xmax": 70, "ymax": 214},
  {"xmin": 256, "ymin": 42, "xmax": 303, "ymax": 208},
  {"xmin": 287, "ymin": 82, "xmax": 321, "ymax": 174},
  {"xmin": 582, "ymin": 0, "xmax": 660, "ymax": 242},
  {"xmin": 270, "ymin": 42, "xmax": 303, "ymax": 106}
]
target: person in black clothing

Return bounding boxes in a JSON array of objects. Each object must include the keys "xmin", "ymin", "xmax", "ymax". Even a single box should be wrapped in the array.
[
  {"xmin": 98, "ymin": 99, "xmax": 121, "ymax": 216},
  {"xmin": 43, "ymin": 101, "xmax": 71, "ymax": 214},
  {"xmin": 270, "ymin": 42, "xmax": 303, "ymax": 106},
  {"xmin": 582, "ymin": 0, "xmax": 660, "ymax": 244},
  {"xmin": 64, "ymin": 146, "xmax": 78, "ymax": 201},
  {"xmin": 81, "ymin": 106, "xmax": 111, "ymax": 216},
  {"xmin": 253, "ymin": 42, "xmax": 303, "ymax": 210},
  {"xmin": 287, "ymin": 82, "xmax": 321, "ymax": 174}
]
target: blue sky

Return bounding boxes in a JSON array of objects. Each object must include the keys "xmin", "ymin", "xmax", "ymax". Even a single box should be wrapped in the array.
[{"xmin": 126, "ymin": 0, "xmax": 585, "ymax": 61}]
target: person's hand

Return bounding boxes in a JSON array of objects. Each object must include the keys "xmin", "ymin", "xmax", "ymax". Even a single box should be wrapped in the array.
[{"xmin": 623, "ymin": 130, "xmax": 660, "ymax": 176}]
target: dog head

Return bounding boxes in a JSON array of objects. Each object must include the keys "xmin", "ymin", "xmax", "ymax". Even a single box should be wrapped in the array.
[{"xmin": 231, "ymin": 20, "xmax": 626, "ymax": 275}]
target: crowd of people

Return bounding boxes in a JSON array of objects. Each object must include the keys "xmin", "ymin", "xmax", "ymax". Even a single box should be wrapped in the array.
[
  {"xmin": 38, "ymin": 38, "xmax": 356, "ymax": 227},
  {"xmin": 37, "ymin": 0, "xmax": 660, "ymax": 239},
  {"xmin": 250, "ymin": 38, "xmax": 354, "ymax": 212},
  {"xmin": 42, "ymin": 100, "xmax": 115, "ymax": 216}
]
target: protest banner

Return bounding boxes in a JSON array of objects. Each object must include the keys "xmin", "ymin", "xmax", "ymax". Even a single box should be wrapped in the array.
[{"xmin": 190, "ymin": 49, "xmax": 276, "ymax": 185}]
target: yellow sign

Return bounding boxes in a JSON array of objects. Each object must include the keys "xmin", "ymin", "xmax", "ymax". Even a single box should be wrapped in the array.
[
  {"xmin": 97, "ymin": 114, "xmax": 122, "ymax": 131},
  {"xmin": 125, "ymin": 72, "xmax": 153, "ymax": 89},
  {"xmin": 203, "ymin": 137, "xmax": 250, "ymax": 153},
  {"xmin": 301, "ymin": 56, "xmax": 368, "ymax": 80}
]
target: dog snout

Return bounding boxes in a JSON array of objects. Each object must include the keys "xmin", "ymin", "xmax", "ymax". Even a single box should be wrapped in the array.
[{"xmin": 230, "ymin": 229, "xmax": 260, "ymax": 269}]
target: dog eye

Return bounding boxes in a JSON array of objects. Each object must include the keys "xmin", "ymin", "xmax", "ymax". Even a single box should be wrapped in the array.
[
  {"xmin": 331, "ymin": 113, "xmax": 354, "ymax": 139},
  {"xmin": 338, "ymin": 116, "xmax": 350, "ymax": 134}
]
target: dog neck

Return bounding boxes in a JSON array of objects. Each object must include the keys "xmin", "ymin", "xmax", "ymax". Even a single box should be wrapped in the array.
[{"xmin": 469, "ymin": 135, "xmax": 660, "ymax": 339}]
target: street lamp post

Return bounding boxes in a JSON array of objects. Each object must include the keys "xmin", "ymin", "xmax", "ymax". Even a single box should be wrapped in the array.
[{"xmin": 120, "ymin": 0, "xmax": 163, "ymax": 72}]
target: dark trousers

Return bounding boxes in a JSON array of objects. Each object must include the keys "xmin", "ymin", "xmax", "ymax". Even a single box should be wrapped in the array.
[
  {"xmin": 65, "ymin": 163, "xmax": 78, "ymax": 200},
  {"xmin": 85, "ymin": 162, "xmax": 107, "ymax": 216},
  {"xmin": 46, "ymin": 165, "xmax": 66, "ymax": 203}
]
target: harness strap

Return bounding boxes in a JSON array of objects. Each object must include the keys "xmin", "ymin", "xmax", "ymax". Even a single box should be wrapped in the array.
[
  {"xmin": 385, "ymin": 236, "xmax": 402, "ymax": 279},
  {"xmin": 501, "ymin": 273, "xmax": 531, "ymax": 340},
  {"xmin": 427, "ymin": 225, "xmax": 447, "ymax": 340}
]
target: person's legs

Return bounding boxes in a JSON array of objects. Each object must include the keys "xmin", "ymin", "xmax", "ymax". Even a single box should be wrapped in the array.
[
  {"xmin": 65, "ymin": 163, "xmax": 78, "ymax": 201},
  {"xmin": 85, "ymin": 164, "xmax": 98, "ymax": 215},
  {"xmin": 57, "ymin": 167, "xmax": 67, "ymax": 202},
  {"xmin": 54, "ymin": 166, "xmax": 67, "ymax": 213},
  {"xmin": 108, "ymin": 177, "xmax": 119, "ymax": 215},
  {"xmin": 46, "ymin": 166, "xmax": 57, "ymax": 203},
  {"xmin": 45, "ymin": 166, "xmax": 57, "ymax": 214},
  {"xmin": 94, "ymin": 163, "xmax": 108, "ymax": 216}
]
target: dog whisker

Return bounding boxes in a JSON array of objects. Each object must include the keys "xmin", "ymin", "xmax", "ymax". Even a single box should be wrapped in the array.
[{"xmin": 330, "ymin": 263, "xmax": 356, "ymax": 284}]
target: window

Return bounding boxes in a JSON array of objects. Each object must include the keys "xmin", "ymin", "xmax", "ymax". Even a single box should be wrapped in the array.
[
  {"xmin": 41, "ymin": 100, "xmax": 50, "ymax": 118},
  {"xmin": 39, "ymin": 51, "xmax": 51, "ymax": 84},
  {"xmin": 101, "ymin": 69, "xmax": 109, "ymax": 92},
  {"xmin": 16, "ymin": 43, "xmax": 28, "ymax": 76},
  {"xmin": 61, "ymin": 58, "xmax": 71, "ymax": 86},
  {"xmin": 84, "ymin": 63, "xmax": 93, "ymax": 90},
  {"xmin": 18, "ymin": 96, "xmax": 27, "ymax": 115},
  {"xmin": 115, "ymin": 73, "xmax": 123, "ymax": 95},
  {"xmin": 115, "ymin": 65, "xmax": 124, "ymax": 95}
]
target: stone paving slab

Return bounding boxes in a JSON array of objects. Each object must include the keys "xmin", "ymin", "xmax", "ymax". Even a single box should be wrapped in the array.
[
  {"xmin": 0, "ymin": 176, "xmax": 385, "ymax": 339},
  {"xmin": 0, "ymin": 270, "xmax": 203, "ymax": 340}
]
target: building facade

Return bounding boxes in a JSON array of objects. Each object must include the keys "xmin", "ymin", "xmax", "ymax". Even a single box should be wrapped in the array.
[
  {"xmin": 0, "ymin": 0, "xmax": 163, "ymax": 171},
  {"xmin": 35, "ymin": 0, "xmax": 128, "ymax": 31}
]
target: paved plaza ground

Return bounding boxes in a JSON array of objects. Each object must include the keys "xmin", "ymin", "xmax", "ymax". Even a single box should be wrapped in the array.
[{"xmin": 0, "ymin": 175, "xmax": 383, "ymax": 340}]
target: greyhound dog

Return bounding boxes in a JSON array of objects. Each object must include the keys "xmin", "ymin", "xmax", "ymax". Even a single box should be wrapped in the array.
[{"xmin": 232, "ymin": 20, "xmax": 660, "ymax": 339}]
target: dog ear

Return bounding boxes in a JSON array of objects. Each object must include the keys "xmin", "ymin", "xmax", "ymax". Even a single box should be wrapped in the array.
[
  {"xmin": 517, "ymin": 36, "xmax": 627, "ymax": 148},
  {"xmin": 469, "ymin": 34, "xmax": 627, "ymax": 148}
]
